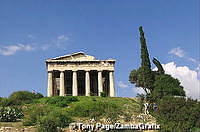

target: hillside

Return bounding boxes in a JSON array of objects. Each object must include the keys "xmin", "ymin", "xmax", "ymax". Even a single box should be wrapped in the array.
[{"xmin": 0, "ymin": 95, "xmax": 157, "ymax": 132}]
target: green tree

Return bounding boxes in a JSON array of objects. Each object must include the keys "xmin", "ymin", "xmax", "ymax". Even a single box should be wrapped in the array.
[
  {"xmin": 129, "ymin": 26, "xmax": 154, "ymax": 94},
  {"xmin": 152, "ymin": 57, "xmax": 165, "ymax": 74},
  {"xmin": 129, "ymin": 26, "xmax": 186, "ymax": 99},
  {"xmin": 152, "ymin": 96, "xmax": 200, "ymax": 131},
  {"xmin": 139, "ymin": 26, "xmax": 155, "ymax": 93},
  {"xmin": 152, "ymin": 74, "xmax": 185, "ymax": 99},
  {"xmin": 0, "ymin": 91, "xmax": 43, "ymax": 107}
]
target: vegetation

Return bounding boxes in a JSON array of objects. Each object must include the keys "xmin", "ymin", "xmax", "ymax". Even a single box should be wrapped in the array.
[
  {"xmin": 151, "ymin": 74, "xmax": 185, "ymax": 100},
  {"xmin": 129, "ymin": 26, "xmax": 185, "ymax": 100},
  {"xmin": 0, "ymin": 107, "xmax": 23, "ymax": 122},
  {"xmin": 37, "ymin": 111, "xmax": 72, "ymax": 132},
  {"xmin": 67, "ymin": 96, "xmax": 140, "ymax": 122},
  {"xmin": 35, "ymin": 96, "xmax": 78, "ymax": 107},
  {"xmin": 0, "ymin": 26, "xmax": 198, "ymax": 132},
  {"xmin": 129, "ymin": 26, "xmax": 198, "ymax": 131},
  {"xmin": 0, "ymin": 91, "xmax": 43, "ymax": 106},
  {"xmin": 23, "ymin": 105, "xmax": 72, "ymax": 131},
  {"xmin": 0, "ymin": 91, "xmax": 142, "ymax": 132},
  {"xmin": 151, "ymin": 96, "xmax": 200, "ymax": 131},
  {"xmin": 100, "ymin": 92, "xmax": 107, "ymax": 97}
]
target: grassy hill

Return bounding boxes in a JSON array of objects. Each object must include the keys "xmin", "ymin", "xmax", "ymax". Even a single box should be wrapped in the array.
[{"xmin": 0, "ymin": 94, "xmax": 157, "ymax": 132}]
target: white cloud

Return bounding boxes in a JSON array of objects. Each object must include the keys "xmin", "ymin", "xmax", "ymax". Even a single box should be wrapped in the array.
[
  {"xmin": 0, "ymin": 44, "xmax": 34, "ymax": 56},
  {"xmin": 132, "ymin": 87, "xmax": 146, "ymax": 95},
  {"xmin": 41, "ymin": 44, "xmax": 51, "ymax": 51},
  {"xmin": 27, "ymin": 34, "xmax": 35, "ymax": 39},
  {"xmin": 56, "ymin": 35, "xmax": 70, "ymax": 48},
  {"xmin": 168, "ymin": 47, "xmax": 200, "ymax": 81},
  {"xmin": 196, "ymin": 64, "xmax": 200, "ymax": 80},
  {"xmin": 57, "ymin": 35, "xmax": 69, "ymax": 41},
  {"xmin": 117, "ymin": 81, "xmax": 128, "ymax": 88},
  {"xmin": 161, "ymin": 62, "xmax": 200, "ymax": 100},
  {"xmin": 189, "ymin": 57, "xmax": 197, "ymax": 63},
  {"xmin": 0, "ymin": 34, "xmax": 71, "ymax": 56},
  {"xmin": 169, "ymin": 47, "xmax": 185, "ymax": 58}
]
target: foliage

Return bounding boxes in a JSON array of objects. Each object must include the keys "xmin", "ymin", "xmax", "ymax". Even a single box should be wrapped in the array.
[
  {"xmin": 0, "ymin": 91, "xmax": 43, "ymax": 106},
  {"xmin": 152, "ymin": 57, "xmax": 165, "ymax": 74},
  {"xmin": 129, "ymin": 26, "xmax": 185, "ymax": 99},
  {"xmin": 151, "ymin": 96, "xmax": 200, "ymax": 131},
  {"xmin": 23, "ymin": 105, "xmax": 52, "ymax": 126},
  {"xmin": 0, "ymin": 93, "xmax": 141, "ymax": 129},
  {"xmin": 37, "ymin": 96, "xmax": 78, "ymax": 107},
  {"xmin": 67, "ymin": 96, "xmax": 141, "ymax": 122},
  {"xmin": 129, "ymin": 69, "xmax": 142, "ymax": 87},
  {"xmin": 139, "ymin": 26, "xmax": 154, "ymax": 93},
  {"xmin": 129, "ymin": 27, "xmax": 157, "ymax": 94},
  {"xmin": 100, "ymin": 92, "xmax": 107, "ymax": 97},
  {"xmin": 0, "ymin": 98, "xmax": 12, "ymax": 107},
  {"xmin": 0, "ymin": 107, "xmax": 23, "ymax": 122},
  {"xmin": 23, "ymin": 104, "xmax": 72, "ymax": 130},
  {"xmin": 9, "ymin": 91, "xmax": 43, "ymax": 105},
  {"xmin": 37, "ymin": 110, "xmax": 72, "ymax": 132},
  {"xmin": 136, "ymin": 93, "xmax": 146, "ymax": 112},
  {"xmin": 68, "ymin": 100, "xmax": 121, "ymax": 120},
  {"xmin": 151, "ymin": 74, "xmax": 185, "ymax": 100},
  {"xmin": 38, "ymin": 115, "xmax": 58, "ymax": 132}
]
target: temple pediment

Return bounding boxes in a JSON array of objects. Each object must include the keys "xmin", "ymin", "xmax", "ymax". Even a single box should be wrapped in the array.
[{"xmin": 47, "ymin": 52, "xmax": 96, "ymax": 61}]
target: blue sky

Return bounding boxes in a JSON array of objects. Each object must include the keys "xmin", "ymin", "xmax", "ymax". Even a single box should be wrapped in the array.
[{"xmin": 0, "ymin": 0, "xmax": 199, "ymax": 98}]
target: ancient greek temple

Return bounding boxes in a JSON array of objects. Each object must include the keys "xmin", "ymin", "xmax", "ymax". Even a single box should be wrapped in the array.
[{"xmin": 46, "ymin": 52, "xmax": 116, "ymax": 97}]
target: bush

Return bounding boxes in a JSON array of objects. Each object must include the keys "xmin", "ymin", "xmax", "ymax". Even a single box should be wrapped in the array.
[
  {"xmin": 37, "ymin": 111, "xmax": 72, "ymax": 132},
  {"xmin": 23, "ymin": 105, "xmax": 53, "ymax": 126},
  {"xmin": 0, "ymin": 98, "xmax": 12, "ymax": 107},
  {"xmin": 23, "ymin": 104, "xmax": 72, "ymax": 131},
  {"xmin": 100, "ymin": 92, "xmax": 107, "ymax": 97},
  {"xmin": 0, "ymin": 107, "xmax": 23, "ymax": 122},
  {"xmin": 23, "ymin": 104, "xmax": 72, "ymax": 128},
  {"xmin": 0, "ymin": 91, "xmax": 44, "ymax": 107},
  {"xmin": 38, "ymin": 115, "xmax": 58, "ymax": 132},
  {"xmin": 152, "ymin": 96, "xmax": 200, "ymax": 131},
  {"xmin": 152, "ymin": 74, "xmax": 185, "ymax": 100},
  {"xmin": 68, "ymin": 100, "xmax": 122, "ymax": 121},
  {"xmin": 8, "ymin": 91, "xmax": 43, "ymax": 105},
  {"xmin": 43, "ymin": 96, "xmax": 78, "ymax": 107}
]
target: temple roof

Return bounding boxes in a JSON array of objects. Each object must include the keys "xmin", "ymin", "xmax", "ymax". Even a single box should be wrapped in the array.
[{"xmin": 46, "ymin": 52, "xmax": 115, "ymax": 62}]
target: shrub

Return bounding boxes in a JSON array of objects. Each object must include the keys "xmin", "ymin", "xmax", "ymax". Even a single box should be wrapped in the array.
[
  {"xmin": 37, "ymin": 111, "xmax": 72, "ymax": 132},
  {"xmin": 23, "ymin": 104, "xmax": 72, "ymax": 128},
  {"xmin": 8, "ymin": 91, "xmax": 43, "ymax": 105},
  {"xmin": 33, "ymin": 93, "xmax": 44, "ymax": 99},
  {"xmin": 23, "ymin": 104, "xmax": 72, "ymax": 131},
  {"xmin": 0, "ymin": 107, "xmax": 23, "ymax": 122},
  {"xmin": 152, "ymin": 74, "xmax": 185, "ymax": 100},
  {"xmin": 68, "ymin": 100, "xmax": 122, "ymax": 121},
  {"xmin": 23, "ymin": 105, "xmax": 53, "ymax": 126},
  {"xmin": 44, "ymin": 96, "xmax": 78, "ymax": 107},
  {"xmin": 37, "ymin": 115, "xmax": 58, "ymax": 132},
  {"xmin": 100, "ymin": 92, "xmax": 107, "ymax": 97},
  {"xmin": 152, "ymin": 96, "xmax": 200, "ymax": 131},
  {"xmin": 0, "ymin": 91, "xmax": 44, "ymax": 106},
  {"xmin": 0, "ymin": 98, "xmax": 13, "ymax": 107}
]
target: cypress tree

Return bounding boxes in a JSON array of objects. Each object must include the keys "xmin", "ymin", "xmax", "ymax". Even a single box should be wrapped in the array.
[
  {"xmin": 139, "ymin": 26, "xmax": 154, "ymax": 93},
  {"xmin": 152, "ymin": 57, "xmax": 165, "ymax": 74},
  {"xmin": 139, "ymin": 26, "xmax": 151, "ymax": 69},
  {"xmin": 130, "ymin": 26, "xmax": 185, "ymax": 97}
]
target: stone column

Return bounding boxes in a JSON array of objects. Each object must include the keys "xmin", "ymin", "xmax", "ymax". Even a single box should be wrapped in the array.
[
  {"xmin": 98, "ymin": 71, "xmax": 103, "ymax": 96},
  {"xmin": 109, "ymin": 71, "xmax": 115, "ymax": 97},
  {"xmin": 72, "ymin": 70, "xmax": 78, "ymax": 96},
  {"xmin": 47, "ymin": 71, "xmax": 53, "ymax": 97},
  {"xmin": 59, "ymin": 71, "xmax": 65, "ymax": 96},
  {"xmin": 85, "ymin": 71, "xmax": 90, "ymax": 96}
]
